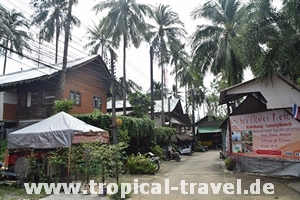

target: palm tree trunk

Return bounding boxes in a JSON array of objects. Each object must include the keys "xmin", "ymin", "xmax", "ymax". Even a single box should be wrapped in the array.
[
  {"xmin": 185, "ymin": 85, "xmax": 188, "ymax": 113},
  {"xmin": 3, "ymin": 39, "xmax": 9, "ymax": 75},
  {"xmin": 122, "ymin": 34, "xmax": 127, "ymax": 116},
  {"xmin": 60, "ymin": 0, "xmax": 73, "ymax": 100},
  {"xmin": 175, "ymin": 63, "xmax": 178, "ymax": 98},
  {"xmin": 160, "ymin": 36, "xmax": 164, "ymax": 127},
  {"xmin": 55, "ymin": 18, "xmax": 60, "ymax": 64}
]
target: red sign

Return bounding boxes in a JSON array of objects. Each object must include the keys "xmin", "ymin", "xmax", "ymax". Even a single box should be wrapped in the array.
[{"xmin": 230, "ymin": 110, "xmax": 300, "ymax": 159}]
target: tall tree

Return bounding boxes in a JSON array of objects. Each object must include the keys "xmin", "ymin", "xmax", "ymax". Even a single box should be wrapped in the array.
[
  {"xmin": 84, "ymin": 19, "xmax": 118, "ymax": 65},
  {"xmin": 114, "ymin": 77, "xmax": 142, "ymax": 100},
  {"xmin": 175, "ymin": 61, "xmax": 194, "ymax": 113},
  {"xmin": 190, "ymin": 0, "xmax": 245, "ymax": 86},
  {"xmin": 150, "ymin": 4, "xmax": 186, "ymax": 125},
  {"xmin": 147, "ymin": 81, "xmax": 163, "ymax": 101},
  {"xmin": 31, "ymin": 0, "xmax": 80, "ymax": 64},
  {"xmin": 92, "ymin": 0, "xmax": 153, "ymax": 116},
  {"xmin": 235, "ymin": 0, "xmax": 300, "ymax": 83},
  {"xmin": 168, "ymin": 84, "xmax": 183, "ymax": 99},
  {"xmin": 169, "ymin": 42, "xmax": 189, "ymax": 97},
  {"xmin": 0, "ymin": 6, "xmax": 31, "ymax": 74}
]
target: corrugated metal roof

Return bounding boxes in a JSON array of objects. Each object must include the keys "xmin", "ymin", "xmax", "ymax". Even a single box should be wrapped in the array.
[
  {"xmin": 0, "ymin": 55, "xmax": 99, "ymax": 86},
  {"xmin": 107, "ymin": 98, "xmax": 180, "ymax": 113}
]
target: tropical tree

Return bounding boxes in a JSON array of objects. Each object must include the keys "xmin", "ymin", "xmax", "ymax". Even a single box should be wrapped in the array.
[
  {"xmin": 175, "ymin": 62, "xmax": 195, "ymax": 113},
  {"xmin": 190, "ymin": 0, "xmax": 246, "ymax": 86},
  {"xmin": 30, "ymin": 0, "xmax": 80, "ymax": 64},
  {"xmin": 147, "ymin": 81, "xmax": 170, "ymax": 101},
  {"xmin": 205, "ymin": 75, "xmax": 227, "ymax": 118},
  {"xmin": 169, "ymin": 42, "xmax": 189, "ymax": 97},
  {"xmin": 113, "ymin": 77, "xmax": 142, "ymax": 100},
  {"xmin": 92, "ymin": 0, "xmax": 153, "ymax": 115},
  {"xmin": 128, "ymin": 91, "xmax": 153, "ymax": 118},
  {"xmin": 0, "ymin": 6, "xmax": 31, "ymax": 74},
  {"xmin": 235, "ymin": 0, "xmax": 300, "ymax": 84},
  {"xmin": 149, "ymin": 4, "xmax": 186, "ymax": 125},
  {"xmin": 168, "ymin": 84, "xmax": 183, "ymax": 100},
  {"xmin": 84, "ymin": 19, "xmax": 118, "ymax": 65}
]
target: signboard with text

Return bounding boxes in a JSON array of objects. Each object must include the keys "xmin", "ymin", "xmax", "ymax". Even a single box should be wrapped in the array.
[{"xmin": 230, "ymin": 110, "xmax": 300, "ymax": 159}]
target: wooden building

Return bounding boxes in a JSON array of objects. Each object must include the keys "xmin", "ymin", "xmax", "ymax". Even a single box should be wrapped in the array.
[{"xmin": 0, "ymin": 55, "xmax": 111, "ymax": 141}]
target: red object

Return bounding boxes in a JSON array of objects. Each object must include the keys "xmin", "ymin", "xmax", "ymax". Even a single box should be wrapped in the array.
[
  {"xmin": 255, "ymin": 149, "xmax": 282, "ymax": 155},
  {"xmin": 5, "ymin": 151, "xmax": 48, "ymax": 166}
]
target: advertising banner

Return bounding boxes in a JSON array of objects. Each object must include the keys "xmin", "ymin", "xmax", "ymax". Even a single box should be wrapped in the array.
[{"xmin": 230, "ymin": 110, "xmax": 300, "ymax": 159}]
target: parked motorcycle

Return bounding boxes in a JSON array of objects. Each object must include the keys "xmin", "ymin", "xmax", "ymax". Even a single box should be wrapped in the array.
[
  {"xmin": 139, "ymin": 152, "xmax": 161, "ymax": 172},
  {"xmin": 165, "ymin": 147, "xmax": 181, "ymax": 162}
]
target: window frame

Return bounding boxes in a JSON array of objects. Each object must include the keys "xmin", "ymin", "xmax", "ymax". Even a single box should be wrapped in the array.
[
  {"xmin": 93, "ymin": 96, "xmax": 102, "ymax": 109},
  {"xmin": 70, "ymin": 90, "xmax": 81, "ymax": 106}
]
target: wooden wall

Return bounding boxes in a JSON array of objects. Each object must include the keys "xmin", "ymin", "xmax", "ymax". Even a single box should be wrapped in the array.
[{"xmin": 64, "ymin": 62, "xmax": 109, "ymax": 114}]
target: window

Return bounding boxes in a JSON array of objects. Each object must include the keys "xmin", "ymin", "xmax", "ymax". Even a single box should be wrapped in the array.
[
  {"xmin": 44, "ymin": 91, "xmax": 55, "ymax": 105},
  {"xmin": 31, "ymin": 92, "xmax": 38, "ymax": 105},
  {"xmin": 93, "ymin": 96, "xmax": 102, "ymax": 109},
  {"xmin": 70, "ymin": 90, "xmax": 81, "ymax": 105}
]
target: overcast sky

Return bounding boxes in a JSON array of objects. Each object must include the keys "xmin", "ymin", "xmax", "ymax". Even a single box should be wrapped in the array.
[
  {"xmin": 0, "ymin": 0, "xmax": 213, "ymax": 92},
  {"xmin": 1, "ymin": 0, "xmax": 282, "ymax": 94}
]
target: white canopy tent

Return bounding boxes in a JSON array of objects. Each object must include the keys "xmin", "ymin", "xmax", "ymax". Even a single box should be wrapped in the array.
[{"xmin": 7, "ymin": 111, "xmax": 109, "ymax": 149}]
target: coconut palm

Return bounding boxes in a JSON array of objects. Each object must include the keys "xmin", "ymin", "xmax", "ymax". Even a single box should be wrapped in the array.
[
  {"xmin": 114, "ymin": 77, "xmax": 142, "ymax": 100},
  {"xmin": 169, "ymin": 42, "xmax": 189, "ymax": 97},
  {"xmin": 149, "ymin": 4, "xmax": 186, "ymax": 125},
  {"xmin": 235, "ymin": 0, "xmax": 300, "ymax": 83},
  {"xmin": 176, "ymin": 62, "xmax": 195, "ymax": 113},
  {"xmin": 30, "ymin": 0, "xmax": 80, "ymax": 64},
  {"xmin": 147, "ymin": 81, "xmax": 167, "ymax": 101},
  {"xmin": 84, "ymin": 19, "xmax": 118, "ymax": 65},
  {"xmin": 190, "ymin": 0, "xmax": 246, "ymax": 86},
  {"xmin": 0, "ymin": 6, "xmax": 31, "ymax": 74},
  {"xmin": 168, "ymin": 84, "xmax": 183, "ymax": 100},
  {"xmin": 92, "ymin": 0, "xmax": 153, "ymax": 115}
]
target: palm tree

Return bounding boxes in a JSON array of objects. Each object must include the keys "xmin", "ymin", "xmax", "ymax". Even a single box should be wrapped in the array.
[
  {"xmin": 190, "ymin": 0, "xmax": 246, "ymax": 86},
  {"xmin": 30, "ymin": 0, "xmax": 80, "ymax": 64},
  {"xmin": 84, "ymin": 19, "xmax": 118, "ymax": 65},
  {"xmin": 0, "ymin": 6, "xmax": 31, "ymax": 74},
  {"xmin": 147, "ymin": 81, "xmax": 167, "ymax": 101},
  {"xmin": 114, "ymin": 77, "xmax": 142, "ymax": 100},
  {"xmin": 176, "ymin": 62, "xmax": 195, "ymax": 113},
  {"xmin": 168, "ymin": 84, "xmax": 183, "ymax": 99},
  {"xmin": 150, "ymin": 4, "xmax": 186, "ymax": 125},
  {"xmin": 169, "ymin": 42, "xmax": 189, "ymax": 97},
  {"xmin": 235, "ymin": 0, "xmax": 300, "ymax": 84},
  {"xmin": 92, "ymin": 0, "xmax": 153, "ymax": 116}
]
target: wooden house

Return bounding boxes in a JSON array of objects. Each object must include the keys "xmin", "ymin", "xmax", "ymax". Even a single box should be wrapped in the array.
[{"xmin": 0, "ymin": 55, "xmax": 111, "ymax": 141}]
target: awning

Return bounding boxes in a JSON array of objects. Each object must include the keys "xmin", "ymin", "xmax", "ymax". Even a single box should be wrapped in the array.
[{"xmin": 198, "ymin": 126, "xmax": 221, "ymax": 134}]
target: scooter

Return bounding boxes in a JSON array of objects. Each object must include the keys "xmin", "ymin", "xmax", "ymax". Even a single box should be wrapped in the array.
[
  {"xmin": 142, "ymin": 152, "xmax": 161, "ymax": 172},
  {"xmin": 165, "ymin": 148, "xmax": 181, "ymax": 162}
]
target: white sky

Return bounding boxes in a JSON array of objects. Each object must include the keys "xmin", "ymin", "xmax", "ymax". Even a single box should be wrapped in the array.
[
  {"xmin": 0, "ymin": 0, "xmax": 217, "ymax": 93},
  {"xmin": 0, "ymin": 0, "xmax": 282, "ymax": 118}
]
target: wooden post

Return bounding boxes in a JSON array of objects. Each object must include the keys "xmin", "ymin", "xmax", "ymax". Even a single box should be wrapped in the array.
[
  {"xmin": 227, "ymin": 103, "xmax": 232, "ymax": 155},
  {"xmin": 67, "ymin": 146, "xmax": 71, "ymax": 182}
]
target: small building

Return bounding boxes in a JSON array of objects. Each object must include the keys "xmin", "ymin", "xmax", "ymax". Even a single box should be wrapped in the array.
[
  {"xmin": 107, "ymin": 98, "xmax": 191, "ymax": 129},
  {"xmin": 196, "ymin": 116, "xmax": 222, "ymax": 149},
  {"xmin": 0, "ymin": 55, "xmax": 111, "ymax": 141},
  {"xmin": 219, "ymin": 73, "xmax": 300, "ymax": 176}
]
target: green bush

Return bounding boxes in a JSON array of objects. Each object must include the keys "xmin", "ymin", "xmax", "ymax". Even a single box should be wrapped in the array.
[
  {"xmin": 224, "ymin": 156, "xmax": 236, "ymax": 170},
  {"xmin": 193, "ymin": 140, "xmax": 206, "ymax": 152},
  {"xmin": 127, "ymin": 155, "xmax": 156, "ymax": 175},
  {"xmin": 54, "ymin": 99, "xmax": 74, "ymax": 114},
  {"xmin": 150, "ymin": 145, "xmax": 165, "ymax": 160}
]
